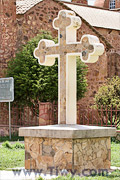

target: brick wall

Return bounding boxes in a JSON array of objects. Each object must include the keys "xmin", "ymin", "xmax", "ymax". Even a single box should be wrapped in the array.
[
  {"xmin": 95, "ymin": 27, "xmax": 120, "ymax": 80},
  {"xmin": 94, "ymin": 0, "xmax": 120, "ymax": 9},
  {"xmin": 95, "ymin": 27, "xmax": 120, "ymax": 52},
  {"xmin": 94, "ymin": 0, "xmax": 106, "ymax": 7},
  {"xmin": 0, "ymin": 0, "xmax": 17, "ymax": 78},
  {"xmin": 72, "ymin": 0, "xmax": 87, "ymax": 4},
  {"xmin": 116, "ymin": 0, "xmax": 120, "ymax": 8},
  {"xmin": 104, "ymin": 0, "xmax": 109, "ymax": 8},
  {"xmin": 16, "ymin": 0, "xmax": 63, "ymax": 47}
]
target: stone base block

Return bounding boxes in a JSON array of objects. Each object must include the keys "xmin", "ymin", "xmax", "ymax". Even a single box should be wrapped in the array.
[
  {"xmin": 25, "ymin": 137, "xmax": 111, "ymax": 174},
  {"xmin": 19, "ymin": 125, "xmax": 116, "ymax": 174}
]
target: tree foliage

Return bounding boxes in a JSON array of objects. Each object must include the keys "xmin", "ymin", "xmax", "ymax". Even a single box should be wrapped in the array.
[
  {"xmin": 95, "ymin": 76, "xmax": 120, "ymax": 109},
  {"xmin": 7, "ymin": 31, "xmax": 88, "ymax": 107}
]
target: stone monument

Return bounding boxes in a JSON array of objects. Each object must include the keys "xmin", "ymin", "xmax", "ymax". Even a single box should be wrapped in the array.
[{"xmin": 19, "ymin": 10, "xmax": 116, "ymax": 174}]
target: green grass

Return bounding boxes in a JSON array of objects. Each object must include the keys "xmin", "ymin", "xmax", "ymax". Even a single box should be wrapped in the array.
[
  {"xmin": 111, "ymin": 142, "xmax": 120, "ymax": 167},
  {"xmin": 36, "ymin": 170, "xmax": 120, "ymax": 180},
  {"xmin": 0, "ymin": 142, "xmax": 25, "ymax": 170},
  {"xmin": 0, "ymin": 134, "xmax": 24, "ymax": 142}
]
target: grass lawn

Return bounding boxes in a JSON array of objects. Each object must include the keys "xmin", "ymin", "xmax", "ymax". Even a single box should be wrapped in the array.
[
  {"xmin": 0, "ymin": 142, "xmax": 25, "ymax": 170},
  {"xmin": 48, "ymin": 170, "xmax": 120, "ymax": 180},
  {"xmin": 0, "ymin": 141, "xmax": 119, "ymax": 180},
  {"xmin": 111, "ymin": 142, "xmax": 120, "ymax": 167}
]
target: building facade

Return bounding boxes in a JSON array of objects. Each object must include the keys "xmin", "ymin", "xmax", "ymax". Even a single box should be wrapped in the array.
[
  {"xmin": 94, "ymin": 0, "xmax": 120, "ymax": 9},
  {"xmin": 0, "ymin": 0, "xmax": 120, "ymax": 108}
]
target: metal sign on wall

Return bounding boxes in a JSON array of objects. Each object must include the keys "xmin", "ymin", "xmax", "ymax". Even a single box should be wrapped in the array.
[{"xmin": 0, "ymin": 77, "xmax": 14, "ymax": 102}]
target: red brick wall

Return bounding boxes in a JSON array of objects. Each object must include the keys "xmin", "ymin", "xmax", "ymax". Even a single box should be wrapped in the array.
[
  {"xmin": 96, "ymin": 28, "xmax": 120, "ymax": 53},
  {"xmin": 72, "ymin": 0, "xmax": 87, "ymax": 4},
  {"xmin": 0, "ymin": 0, "xmax": 17, "ymax": 78},
  {"xmin": 104, "ymin": 0, "xmax": 109, "ymax": 8},
  {"xmin": 16, "ymin": 0, "xmax": 63, "ymax": 47},
  {"xmin": 107, "ymin": 53, "xmax": 120, "ymax": 78},
  {"xmin": 116, "ymin": 0, "xmax": 120, "ymax": 8},
  {"xmin": 94, "ymin": 0, "xmax": 106, "ymax": 7}
]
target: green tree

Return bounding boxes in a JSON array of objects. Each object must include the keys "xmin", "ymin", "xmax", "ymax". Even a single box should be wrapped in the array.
[{"xmin": 7, "ymin": 31, "xmax": 87, "ymax": 107}]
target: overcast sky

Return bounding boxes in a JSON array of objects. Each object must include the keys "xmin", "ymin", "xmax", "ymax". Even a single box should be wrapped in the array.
[{"xmin": 88, "ymin": 0, "xmax": 95, "ymax": 5}]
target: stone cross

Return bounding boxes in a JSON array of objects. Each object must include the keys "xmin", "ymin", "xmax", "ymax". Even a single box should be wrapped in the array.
[{"xmin": 34, "ymin": 10, "xmax": 104, "ymax": 125}]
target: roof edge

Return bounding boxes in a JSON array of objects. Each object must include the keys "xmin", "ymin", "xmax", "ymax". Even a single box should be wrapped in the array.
[
  {"xmin": 54, "ymin": 0, "xmax": 109, "ymax": 11},
  {"xmin": 16, "ymin": 0, "xmax": 114, "ymax": 49},
  {"xmin": 16, "ymin": 0, "xmax": 43, "ymax": 14},
  {"xmin": 61, "ymin": 2, "xmax": 113, "ymax": 50}
]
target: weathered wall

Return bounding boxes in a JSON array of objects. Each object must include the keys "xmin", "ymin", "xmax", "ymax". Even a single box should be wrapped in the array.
[
  {"xmin": 96, "ymin": 27, "xmax": 120, "ymax": 80},
  {"xmin": 0, "ymin": 0, "xmax": 17, "ymax": 78},
  {"xmin": 72, "ymin": 0, "xmax": 87, "ymax": 4},
  {"xmin": 16, "ymin": 0, "xmax": 63, "ymax": 48},
  {"xmin": 116, "ymin": 0, "xmax": 120, "ymax": 8},
  {"xmin": 96, "ymin": 28, "xmax": 120, "ymax": 51},
  {"xmin": 104, "ymin": 0, "xmax": 110, "ymax": 8}
]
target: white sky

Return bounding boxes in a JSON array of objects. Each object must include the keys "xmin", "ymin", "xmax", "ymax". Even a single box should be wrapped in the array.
[{"xmin": 88, "ymin": 0, "xmax": 95, "ymax": 5}]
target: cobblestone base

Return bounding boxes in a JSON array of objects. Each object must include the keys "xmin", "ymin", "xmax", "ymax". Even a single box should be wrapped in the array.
[{"xmin": 25, "ymin": 137, "xmax": 111, "ymax": 173}]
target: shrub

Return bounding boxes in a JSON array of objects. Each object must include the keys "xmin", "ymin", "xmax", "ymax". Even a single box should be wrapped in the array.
[
  {"xmin": 95, "ymin": 76, "xmax": 120, "ymax": 127},
  {"xmin": 13, "ymin": 142, "xmax": 25, "ymax": 149},
  {"xmin": 2, "ymin": 141, "xmax": 25, "ymax": 149},
  {"xmin": 95, "ymin": 76, "xmax": 120, "ymax": 109},
  {"xmin": 2, "ymin": 141, "xmax": 13, "ymax": 149}
]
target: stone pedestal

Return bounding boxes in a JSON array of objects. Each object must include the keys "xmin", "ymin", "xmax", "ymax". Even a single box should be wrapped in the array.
[{"xmin": 19, "ymin": 125, "xmax": 116, "ymax": 174}]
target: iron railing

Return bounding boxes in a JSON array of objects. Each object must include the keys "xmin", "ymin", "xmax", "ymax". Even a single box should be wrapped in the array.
[{"xmin": 0, "ymin": 103, "xmax": 119, "ymax": 130}]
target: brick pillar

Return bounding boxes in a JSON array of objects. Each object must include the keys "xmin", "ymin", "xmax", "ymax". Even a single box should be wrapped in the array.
[
  {"xmin": 104, "ymin": 0, "xmax": 109, "ymax": 8},
  {"xmin": 115, "ymin": 0, "xmax": 120, "ymax": 8},
  {"xmin": 72, "ymin": 0, "xmax": 87, "ymax": 4},
  {"xmin": 0, "ymin": 0, "xmax": 17, "ymax": 78}
]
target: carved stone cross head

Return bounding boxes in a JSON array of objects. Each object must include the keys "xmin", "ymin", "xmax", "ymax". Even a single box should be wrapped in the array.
[{"xmin": 34, "ymin": 10, "xmax": 104, "ymax": 125}]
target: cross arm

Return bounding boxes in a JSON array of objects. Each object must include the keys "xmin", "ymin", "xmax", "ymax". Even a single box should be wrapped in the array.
[
  {"xmin": 80, "ymin": 35, "xmax": 104, "ymax": 63},
  {"xmin": 66, "ymin": 35, "xmax": 104, "ymax": 63},
  {"xmin": 34, "ymin": 39, "xmax": 59, "ymax": 66}
]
